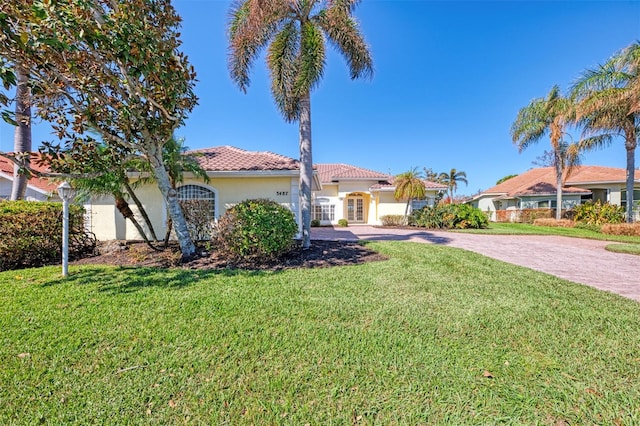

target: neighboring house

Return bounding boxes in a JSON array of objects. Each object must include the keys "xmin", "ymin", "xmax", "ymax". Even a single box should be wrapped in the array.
[
  {"xmin": 0, "ymin": 155, "xmax": 59, "ymax": 201},
  {"xmin": 470, "ymin": 166, "xmax": 640, "ymax": 221},
  {"xmin": 313, "ymin": 163, "xmax": 447, "ymax": 225},
  {"xmin": 86, "ymin": 146, "xmax": 321, "ymax": 241}
]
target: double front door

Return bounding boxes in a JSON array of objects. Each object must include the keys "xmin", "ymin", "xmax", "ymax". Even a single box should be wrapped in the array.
[{"xmin": 346, "ymin": 196, "xmax": 365, "ymax": 223}]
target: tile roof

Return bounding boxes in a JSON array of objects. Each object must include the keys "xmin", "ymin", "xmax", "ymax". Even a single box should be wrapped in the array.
[
  {"xmin": 0, "ymin": 154, "xmax": 58, "ymax": 193},
  {"xmin": 316, "ymin": 163, "xmax": 392, "ymax": 183},
  {"xmin": 188, "ymin": 146, "xmax": 300, "ymax": 171},
  {"xmin": 480, "ymin": 166, "xmax": 637, "ymax": 198}
]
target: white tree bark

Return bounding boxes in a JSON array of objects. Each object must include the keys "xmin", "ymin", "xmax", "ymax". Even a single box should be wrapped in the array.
[
  {"xmin": 299, "ymin": 93, "xmax": 313, "ymax": 249},
  {"xmin": 10, "ymin": 65, "xmax": 31, "ymax": 201}
]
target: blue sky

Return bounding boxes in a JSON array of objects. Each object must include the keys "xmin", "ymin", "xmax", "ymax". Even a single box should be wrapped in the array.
[{"xmin": 1, "ymin": 0, "xmax": 639, "ymax": 193}]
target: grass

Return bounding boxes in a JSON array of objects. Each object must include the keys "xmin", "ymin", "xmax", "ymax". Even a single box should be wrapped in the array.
[
  {"xmin": 605, "ymin": 243, "xmax": 640, "ymax": 256},
  {"xmin": 456, "ymin": 222, "xmax": 640, "ymax": 243},
  {"xmin": 2, "ymin": 241, "xmax": 640, "ymax": 424}
]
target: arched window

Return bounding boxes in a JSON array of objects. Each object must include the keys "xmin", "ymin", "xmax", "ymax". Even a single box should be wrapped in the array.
[{"xmin": 177, "ymin": 184, "xmax": 216, "ymax": 219}]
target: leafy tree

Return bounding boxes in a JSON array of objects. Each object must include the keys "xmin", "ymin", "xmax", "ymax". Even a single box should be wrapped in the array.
[
  {"xmin": 511, "ymin": 86, "xmax": 579, "ymax": 220},
  {"xmin": 0, "ymin": 0, "xmax": 199, "ymax": 258},
  {"xmin": 438, "ymin": 168, "xmax": 468, "ymax": 203},
  {"xmin": 423, "ymin": 167, "xmax": 442, "ymax": 183},
  {"xmin": 394, "ymin": 167, "xmax": 427, "ymax": 219},
  {"xmin": 228, "ymin": 0, "xmax": 373, "ymax": 248},
  {"xmin": 496, "ymin": 174, "xmax": 518, "ymax": 185},
  {"xmin": 571, "ymin": 42, "xmax": 640, "ymax": 222},
  {"xmin": 9, "ymin": 64, "xmax": 31, "ymax": 200}
]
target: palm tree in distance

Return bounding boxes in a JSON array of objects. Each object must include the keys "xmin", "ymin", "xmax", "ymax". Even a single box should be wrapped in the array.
[
  {"xmin": 438, "ymin": 168, "xmax": 468, "ymax": 203},
  {"xmin": 511, "ymin": 85, "xmax": 577, "ymax": 220},
  {"xmin": 10, "ymin": 64, "xmax": 31, "ymax": 200},
  {"xmin": 394, "ymin": 167, "xmax": 427, "ymax": 221},
  {"xmin": 571, "ymin": 42, "xmax": 640, "ymax": 222},
  {"xmin": 228, "ymin": 0, "xmax": 373, "ymax": 248}
]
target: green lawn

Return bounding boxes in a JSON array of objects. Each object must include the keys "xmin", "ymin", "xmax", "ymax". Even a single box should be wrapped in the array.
[
  {"xmin": 605, "ymin": 243, "xmax": 640, "ymax": 256},
  {"xmin": 2, "ymin": 241, "xmax": 640, "ymax": 424},
  {"xmin": 456, "ymin": 222, "xmax": 640, "ymax": 243}
]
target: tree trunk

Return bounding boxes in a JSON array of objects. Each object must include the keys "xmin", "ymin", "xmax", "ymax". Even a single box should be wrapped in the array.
[
  {"xmin": 123, "ymin": 177, "xmax": 159, "ymax": 241},
  {"xmin": 625, "ymin": 137, "xmax": 636, "ymax": 223},
  {"xmin": 147, "ymin": 143, "xmax": 195, "ymax": 258},
  {"xmin": 114, "ymin": 195, "xmax": 159, "ymax": 250},
  {"xmin": 10, "ymin": 65, "xmax": 31, "ymax": 201},
  {"xmin": 299, "ymin": 93, "xmax": 313, "ymax": 249},
  {"xmin": 555, "ymin": 162, "xmax": 563, "ymax": 220}
]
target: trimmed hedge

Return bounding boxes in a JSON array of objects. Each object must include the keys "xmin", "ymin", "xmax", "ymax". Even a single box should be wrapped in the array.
[
  {"xmin": 380, "ymin": 215, "xmax": 405, "ymax": 226},
  {"xmin": 410, "ymin": 204, "xmax": 488, "ymax": 229},
  {"xmin": 0, "ymin": 201, "xmax": 95, "ymax": 271},
  {"xmin": 601, "ymin": 223, "xmax": 640, "ymax": 237},
  {"xmin": 533, "ymin": 218, "xmax": 575, "ymax": 228}
]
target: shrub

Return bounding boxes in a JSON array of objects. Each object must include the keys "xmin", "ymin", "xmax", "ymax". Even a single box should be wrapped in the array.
[
  {"xmin": 380, "ymin": 215, "xmax": 405, "ymax": 226},
  {"xmin": 574, "ymin": 222, "xmax": 602, "ymax": 233},
  {"xmin": 601, "ymin": 223, "xmax": 640, "ymax": 237},
  {"xmin": 574, "ymin": 201, "xmax": 625, "ymax": 225},
  {"xmin": 179, "ymin": 199, "xmax": 214, "ymax": 241},
  {"xmin": 0, "ymin": 201, "xmax": 96, "ymax": 271},
  {"xmin": 410, "ymin": 204, "xmax": 488, "ymax": 229},
  {"xmin": 311, "ymin": 219, "xmax": 321, "ymax": 227},
  {"xmin": 533, "ymin": 218, "xmax": 575, "ymax": 228},
  {"xmin": 520, "ymin": 208, "xmax": 554, "ymax": 224},
  {"xmin": 214, "ymin": 199, "xmax": 297, "ymax": 261},
  {"xmin": 337, "ymin": 219, "xmax": 348, "ymax": 227}
]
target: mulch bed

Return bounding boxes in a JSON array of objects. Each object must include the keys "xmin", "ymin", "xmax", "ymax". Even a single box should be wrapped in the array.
[{"xmin": 72, "ymin": 239, "xmax": 387, "ymax": 271}]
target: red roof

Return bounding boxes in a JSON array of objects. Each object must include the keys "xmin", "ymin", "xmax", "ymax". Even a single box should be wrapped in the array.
[
  {"xmin": 480, "ymin": 166, "xmax": 637, "ymax": 198},
  {"xmin": 188, "ymin": 146, "xmax": 300, "ymax": 171},
  {"xmin": 0, "ymin": 155, "xmax": 58, "ymax": 193},
  {"xmin": 316, "ymin": 163, "xmax": 392, "ymax": 183}
]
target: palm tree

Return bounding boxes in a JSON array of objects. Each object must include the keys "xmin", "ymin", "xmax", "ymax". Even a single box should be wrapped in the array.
[
  {"xmin": 10, "ymin": 64, "xmax": 31, "ymax": 200},
  {"xmin": 438, "ymin": 168, "xmax": 468, "ymax": 204},
  {"xmin": 394, "ymin": 167, "xmax": 427, "ymax": 220},
  {"xmin": 511, "ymin": 85, "xmax": 576, "ymax": 219},
  {"xmin": 571, "ymin": 42, "xmax": 640, "ymax": 222},
  {"xmin": 228, "ymin": 0, "xmax": 373, "ymax": 248}
]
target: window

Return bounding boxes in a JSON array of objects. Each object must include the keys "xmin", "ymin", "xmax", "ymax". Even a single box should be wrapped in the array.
[
  {"xmin": 177, "ymin": 184, "xmax": 216, "ymax": 218},
  {"xmin": 411, "ymin": 198, "xmax": 433, "ymax": 211},
  {"xmin": 312, "ymin": 204, "xmax": 335, "ymax": 221}
]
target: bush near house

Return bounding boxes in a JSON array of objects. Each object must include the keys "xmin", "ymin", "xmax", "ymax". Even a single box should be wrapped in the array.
[
  {"xmin": 337, "ymin": 219, "xmax": 348, "ymax": 227},
  {"xmin": 601, "ymin": 223, "xmax": 640, "ymax": 237},
  {"xmin": 532, "ymin": 218, "xmax": 575, "ymax": 228},
  {"xmin": 573, "ymin": 201, "xmax": 625, "ymax": 225},
  {"xmin": 179, "ymin": 199, "xmax": 214, "ymax": 242},
  {"xmin": 0, "ymin": 201, "xmax": 95, "ymax": 271},
  {"xmin": 380, "ymin": 215, "xmax": 405, "ymax": 226},
  {"xmin": 214, "ymin": 199, "xmax": 297, "ymax": 261},
  {"xmin": 410, "ymin": 204, "xmax": 488, "ymax": 229}
]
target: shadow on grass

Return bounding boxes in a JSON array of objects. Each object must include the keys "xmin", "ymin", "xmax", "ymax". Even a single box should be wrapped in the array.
[
  {"xmin": 41, "ymin": 266, "xmax": 270, "ymax": 294},
  {"xmin": 358, "ymin": 231, "xmax": 453, "ymax": 245}
]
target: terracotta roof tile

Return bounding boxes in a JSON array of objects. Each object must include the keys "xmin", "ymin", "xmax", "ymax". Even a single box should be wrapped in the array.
[
  {"xmin": 316, "ymin": 163, "xmax": 392, "ymax": 182},
  {"xmin": 0, "ymin": 154, "xmax": 58, "ymax": 193},
  {"xmin": 188, "ymin": 146, "xmax": 300, "ymax": 171},
  {"xmin": 480, "ymin": 166, "xmax": 637, "ymax": 198}
]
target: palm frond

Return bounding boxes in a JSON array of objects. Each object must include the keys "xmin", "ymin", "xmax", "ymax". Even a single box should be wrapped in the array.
[
  {"xmin": 267, "ymin": 21, "xmax": 300, "ymax": 121},
  {"xmin": 315, "ymin": 4, "xmax": 373, "ymax": 80},
  {"xmin": 294, "ymin": 21, "xmax": 326, "ymax": 94},
  {"xmin": 578, "ymin": 133, "xmax": 615, "ymax": 152}
]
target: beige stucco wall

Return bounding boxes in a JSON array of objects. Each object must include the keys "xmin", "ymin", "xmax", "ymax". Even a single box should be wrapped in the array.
[{"xmin": 89, "ymin": 175, "xmax": 299, "ymax": 241}]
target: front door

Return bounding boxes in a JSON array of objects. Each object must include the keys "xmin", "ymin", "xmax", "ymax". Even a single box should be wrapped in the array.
[{"xmin": 347, "ymin": 197, "xmax": 365, "ymax": 222}]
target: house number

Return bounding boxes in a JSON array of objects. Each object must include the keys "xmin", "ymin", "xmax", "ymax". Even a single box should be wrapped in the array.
[{"xmin": 276, "ymin": 191, "xmax": 289, "ymax": 196}]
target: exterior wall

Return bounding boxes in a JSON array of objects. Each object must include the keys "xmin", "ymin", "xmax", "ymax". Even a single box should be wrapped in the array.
[
  {"xmin": 89, "ymin": 175, "xmax": 299, "ymax": 241},
  {"xmin": 0, "ymin": 175, "xmax": 51, "ymax": 201},
  {"xmin": 376, "ymin": 191, "xmax": 407, "ymax": 221}
]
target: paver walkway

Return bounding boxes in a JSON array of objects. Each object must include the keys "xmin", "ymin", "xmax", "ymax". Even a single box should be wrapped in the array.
[{"xmin": 311, "ymin": 225, "xmax": 640, "ymax": 302}]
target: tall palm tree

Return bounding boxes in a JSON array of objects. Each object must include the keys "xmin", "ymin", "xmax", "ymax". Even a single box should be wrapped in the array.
[
  {"xmin": 228, "ymin": 0, "xmax": 373, "ymax": 248},
  {"xmin": 394, "ymin": 167, "xmax": 427, "ymax": 220},
  {"xmin": 438, "ymin": 168, "xmax": 468, "ymax": 203},
  {"xmin": 571, "ymin": 42, "xmax": 640, "ymax": 222},
  {"xmin": 511, "ymin": 85, "xmax": 576, "ymax": 219},
  {"xmin": 10, "ymin": 64, "xmax": 31, "ymax": 200}
]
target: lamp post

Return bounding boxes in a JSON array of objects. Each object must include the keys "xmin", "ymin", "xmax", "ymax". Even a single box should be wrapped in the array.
[{"xmin": 57, "ymin": 181, "xmax": 74, "ymax": 277}]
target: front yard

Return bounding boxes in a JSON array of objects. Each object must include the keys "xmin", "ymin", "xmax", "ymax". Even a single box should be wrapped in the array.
[{"xmin": 2, "ymin": 241, "xmax": 639, "ymax": 424}]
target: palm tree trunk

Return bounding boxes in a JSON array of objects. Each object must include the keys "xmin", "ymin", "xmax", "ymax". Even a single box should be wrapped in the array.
[
  {"xmin": 147, "ymin": 142, "xmax": 195, "ymax": 258},
  {"xmin": 625, "ymin": 136, "xmax": 636, "ymax": 223},
  {"xmin": 10, "ymin": 64, "xmax": 31, "ymax": 201},
  {"xmin": 555, "ymin": 162, "xmax": 563, "ymax": 220},
  {"xmin": 123, "ymin": 177, "xmax": 159, "ymax": 241},
  {"xmin": 114, "ymin": 196, "xmax": 159, "ymax": 250},
  {"xmin": 299, "ymin": 93, "xmax": 313, "ymax": 249}
]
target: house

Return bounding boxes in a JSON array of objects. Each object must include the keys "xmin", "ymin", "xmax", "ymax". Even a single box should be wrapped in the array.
[
  {"xmin": 313, "ymin": 163, "xmax": 447, "ymax": 225},
  {"xmin": 85, "ymin": 146, "xmax": 321, "ymax": 241},
  {"xmin": 470, "ymin": 166, "xmax": 640, "ymax": 221},
  {"xmin": 0, "ymin": 155, "xmax": 59, "ymax": 201}
]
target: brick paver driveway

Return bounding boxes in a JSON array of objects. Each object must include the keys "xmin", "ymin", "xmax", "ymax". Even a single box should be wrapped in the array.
[{"xmin": 311, "ymin": 225, "xmax": 640, "ymax": 302}]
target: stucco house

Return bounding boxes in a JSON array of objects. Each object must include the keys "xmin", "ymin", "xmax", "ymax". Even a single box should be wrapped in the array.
[
  {"xmin": 313, "ymin": 163, "xmax": 447, "ymax": 225},
  {"xmin": 470, "ymin": 166, "xmax": 640, "ymax": 221},
  {"xmin": 0, "ymin": 156, "xmax": 59, "ymax": 201},
  {"xmin": 85, "ymin": 146, "xmax": 322, "ymax": 241}
]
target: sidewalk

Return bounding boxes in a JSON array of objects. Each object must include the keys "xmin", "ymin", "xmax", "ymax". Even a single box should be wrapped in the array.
[{"xmin": 311, "ymin": 225, "xmax": 640, "ymax": 302}]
